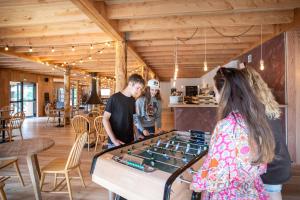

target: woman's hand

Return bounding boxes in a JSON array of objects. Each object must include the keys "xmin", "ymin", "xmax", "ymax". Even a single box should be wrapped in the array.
[{"xmin": 143, "ymin": 129, "xmax": 150, "ymax": 136}]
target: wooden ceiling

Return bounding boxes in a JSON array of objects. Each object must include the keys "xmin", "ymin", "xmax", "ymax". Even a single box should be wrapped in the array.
[{"xmin": 0, "ymin": 0, "xmax": 300, "ymax": 81}]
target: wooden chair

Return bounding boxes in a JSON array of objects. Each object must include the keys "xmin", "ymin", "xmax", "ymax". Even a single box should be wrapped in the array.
[
  {"xmin": 71, "ymin": 115, "xmax": 95, "ymax": 151},
  {"xmin": 87, "ymin": 110, "xmax": 100, "ymax": 118},
  {"xmin": 0, "ymin": 105, "xmax": 13, "ymax": 116},
  {"xmin": 94, "ymin": 116, "xmax": 107, "ymax": 152},
  {"xmin": 0, "ymin": 176, "xmax": 10, "ymax": 200},
  {"xmin": 0, "ymin": 158, "xmax": 24, "ymax": 187},
  {"xmin": 45, "ymin": 103, "xmax": 58, "ymax": 124},
  {"xmin": 8, "ymin": 112, "xmax": 25, "ymax": 141},
  {"xmin": 40, "ymin": 132, "xmax": 88, "ymax": 200},
  {"xmin": 6, "ymin": 112, "xmax": 24, "ymax": 141}
]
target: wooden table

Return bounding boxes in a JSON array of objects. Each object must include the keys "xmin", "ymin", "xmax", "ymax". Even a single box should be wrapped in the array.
[
  {"xmin": 0, "ymin": 138, "xmax": 55, "ymax": 200},
  {"xmin": 0, "ymin": 116, "xmax": 11, "ymax": 143}
]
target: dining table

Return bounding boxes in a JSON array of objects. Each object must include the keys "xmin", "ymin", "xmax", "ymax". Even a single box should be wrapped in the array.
[{"xmin": 0, "ymin": 138, "xmax": 55, "ymax": 200}]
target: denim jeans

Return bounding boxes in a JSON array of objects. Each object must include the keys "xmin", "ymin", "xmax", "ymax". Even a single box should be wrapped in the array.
[{"xmin": 264, "ymin": 184, "xmax": 282, "ymax": 193}]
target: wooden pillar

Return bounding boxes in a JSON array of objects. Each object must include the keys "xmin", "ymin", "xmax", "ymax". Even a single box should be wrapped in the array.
[
  {"xmin": 286, "ymin": 31, "xmax": 300, "ymax": 164},
  {"xmin": 115, "ymin": 40, "xmax": 127, "ymax": 92},
  {"xmin": 143, "ymin": 66, "xmax": 148, "ymax": 82},
  {"xmin": 76, "ymin": 80, "xmax": 80, "ymax": 110},
  {"xmin": 97, "ymin": 75, "xmax": 101, "ymax": 97},
  {"xmin": 64, "ymin": 66, "xmax": 71, "ymax": 125}
]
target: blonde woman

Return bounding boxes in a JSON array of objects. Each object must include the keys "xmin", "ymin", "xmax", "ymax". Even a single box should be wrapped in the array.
[{"xmin": 242, "ymin": 67, "xmax": 291, "ymax": 200}]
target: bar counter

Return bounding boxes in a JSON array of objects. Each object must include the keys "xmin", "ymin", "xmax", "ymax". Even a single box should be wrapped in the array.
[{"xmin": 169, "ymin": 103, "xmax": 287, "ymax": 136}]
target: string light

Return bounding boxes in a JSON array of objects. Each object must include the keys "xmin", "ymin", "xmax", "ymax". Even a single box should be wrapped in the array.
[
  {"xmin": 80, "ymin": 59, "xmax": 83, "ymax": 63},
  {"xmin": 89, "ymin": 55, "xmax": 92, "ymax": 60},
  {"xmin": 90, "ymin": 44, "xmax": 94, "ymax": 49},
  {"xmin": 260, "ymin": 24, "xmax": 265, "ymax": 71},
  {"xmin": 51, "ymin": 47, "xmax": 55, "ymax": 53},
  {"xmin": 72, "ymin": 45, "xmax": 75, "ymax": 51},
  {"xmin": 4, "ymin": 45, "xmax": 8, "ymax": 51},
  {"xmin": 29, "ymin": 46, "xmax": 33, "ymax": 52}
]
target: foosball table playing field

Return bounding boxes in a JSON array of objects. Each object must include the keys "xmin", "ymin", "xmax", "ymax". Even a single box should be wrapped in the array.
[{"xmin": 91, "ymin": 130, "xmax": 211, "ymax": 200}]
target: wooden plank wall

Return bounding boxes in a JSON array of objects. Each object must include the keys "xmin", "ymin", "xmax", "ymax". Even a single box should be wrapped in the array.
[{"xmin": 0, "ymin": 69, "xmax": 62, "ymax": 117}]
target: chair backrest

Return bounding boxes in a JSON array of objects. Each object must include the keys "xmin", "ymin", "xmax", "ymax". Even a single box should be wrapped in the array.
[
  {"xmin": 45, "ymin": 103, "xmax": 51, "ymax": 116},
  {"xmin": 71, "ymin": 115, "xmax": 90, "ymax": 137},
  {"xmin": 94, "ymin": 116, "xmax": 104, "ymax": 136},
  {"xmin": 65, "ymin": 132, "xmax": 88, "ymax": 170},
  {"xmin": 88, "ymin": 110, "xmax": 100, "ymax": 118},
  {"xmin": 10, "ymin": 113, "xmax": 22, "ymax": 129}
]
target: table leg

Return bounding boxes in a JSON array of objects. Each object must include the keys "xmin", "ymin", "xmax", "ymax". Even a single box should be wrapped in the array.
[
  {"xmin": 1, "ymin": 121, "xmax": 5, "ymax": 143},
  {"xmin": 27, "ymin": 154, "xmax": 42, "ymax": 200},
  {"xmin": 34, "ymin": 154, "xmax": 41, "ymax": 179}
]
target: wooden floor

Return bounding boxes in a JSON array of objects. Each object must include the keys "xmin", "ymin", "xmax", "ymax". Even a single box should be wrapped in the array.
[{"xmin": 1, "ymin": 109, "xmax": 299, "ymax": 200}]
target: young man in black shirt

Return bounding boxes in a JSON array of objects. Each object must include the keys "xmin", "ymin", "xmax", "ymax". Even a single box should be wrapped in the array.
[{"xmin": 103, "ymin": 73, "xmax": 145, "ymax": 147}]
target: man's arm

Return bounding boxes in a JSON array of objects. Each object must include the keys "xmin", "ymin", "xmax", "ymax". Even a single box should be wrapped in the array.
[{"xmin": 102, "ymin": 111, "xmax": 124, "ymax": 146}]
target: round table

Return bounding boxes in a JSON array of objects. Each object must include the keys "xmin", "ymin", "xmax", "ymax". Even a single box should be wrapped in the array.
[{"xmin": 0, "ymin": 138, "xmax": 55, "ymax": 200}]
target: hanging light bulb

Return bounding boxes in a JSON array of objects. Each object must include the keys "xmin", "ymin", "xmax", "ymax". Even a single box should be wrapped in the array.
[
  {"xmin": 99, "ymin": 50, "xmax": 103, "ymax": 54},
  {"xmin": 51, "ymin": 47, "xmax": 55, "ymax": 52},
  {"xmin": 88, "ymin": 55, "xmax": 92, "ymax": 60},
  {"xmin": 4, "ymin": 45, "xmax": 9, "ymax": 51},
  {"xmin": 260, "ymin": 59, "xmax": 265, "ymax": 71},
  {"xmin": 260, "ymin": 24, "xmax": 264, "ymax": 71},
  {"xmin": 80, "ymin": 59, "xmax": 83, "ymax": 63},
  {"xmin": 46, "ymin": 62, "xmax": 49, "ymax": 66},
  {"xmin": 203, "ymin": 61, "xmax": 208, "ymax": 71},
  {"xmin": 54, "ymin": 65, "xmax": 57, "ymax": 68},
  {"xmin": 52, "ymin": 67, "xmax": 55, "ymax": 71},
  {"xmin": 173, "ymin": 81, "xmax": 176, "ymax": 87},
  {"xmin": 203, "ymin": 28, "xmax": 208, "ymax": 72},
  {"xmin": 29, "ymin": 46, "xmax": 33, "ymax": 52},
  {"xmin": 72, "ymin": 45, "xmax": 75, "ymax": 51},
  {"xmin": 72, "ymin": 62, "xmax": 75, "ymax": 66},
  {"xmin": 90, "ymin": 44, "xmax": 94, "ymax": 49},
  {"xmin": 105, "ymin": 42, "xmax": 111, "ymax": 47}
]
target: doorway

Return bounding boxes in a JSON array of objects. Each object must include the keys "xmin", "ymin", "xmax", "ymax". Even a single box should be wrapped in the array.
[{"xmin": 10, "ymin": 81, "xmax": 37, "ymax": 117}]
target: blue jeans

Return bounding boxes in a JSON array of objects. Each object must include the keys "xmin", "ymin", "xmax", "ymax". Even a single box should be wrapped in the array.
[
  {"xmin": 264, "ymin": 184, "xmax": 282, "ymax": 193},
  {"xmin": 137, "ymin": 126, "xmax": 155, "ymax": 136}
]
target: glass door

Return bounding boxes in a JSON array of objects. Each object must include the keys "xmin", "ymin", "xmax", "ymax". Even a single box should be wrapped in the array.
[
  {"xmin": 23, "ymin": 83, "xmax": 36, "ymax": 117},
  {"xmin": 10, "ymin": 82, "xmax": 36, "ymax": 117}
]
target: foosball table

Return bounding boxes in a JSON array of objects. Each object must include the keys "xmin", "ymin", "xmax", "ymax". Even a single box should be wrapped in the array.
[{"xmin": 91, "ymin": 130, "xmax": 210, "ymax": 200}]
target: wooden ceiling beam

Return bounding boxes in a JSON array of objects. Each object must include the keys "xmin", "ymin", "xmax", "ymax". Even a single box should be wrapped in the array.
[
  {"xmin": 139, "ymin": 50, "xmax": 241, "ymax": 56},
  {"xmin": 0, "ymin": 1, "xmax": 89, "ymax": 27},
  {"xmin": 107, "ymin": 0, "xmax": 300, "ymax": 19},
  {"xmin": 119, "ymin": 10, "xmax": 294, "ymax": 31},
  {"xmin": 0, "ymin": 20, "xmax": 102, "ymax": 39},
  {"xmin": 127, "ymin": 25, "xmax": 274, "ymax": 41},
  {"xmin": 136, "ymin": 44, "xmax": 250, "ymax": 52},
  {"xmin": 131, "ymin": 36, "xmax": 261, "ymax": 47},
  {"xmin": 0, "ymin": 33, "xmax": 112, "ymax": 46},
  {"xmin": 71, "ymin": 0, "xmax": 148, "ymax": 70}
]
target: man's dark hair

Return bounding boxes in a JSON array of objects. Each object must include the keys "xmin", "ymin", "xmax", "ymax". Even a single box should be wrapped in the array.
[{"xmin": 128, "ymin": 73, "xmax": 145, "ymax": 85}]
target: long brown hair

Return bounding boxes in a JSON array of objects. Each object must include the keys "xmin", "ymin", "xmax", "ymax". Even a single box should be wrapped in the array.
[
  {"xmin": 214, "ymin": 67, "xmax": 275, "ymax": 164},
  {"xmin": 143, "ymin": 86, "xmax": 161, "ymax": 104}
]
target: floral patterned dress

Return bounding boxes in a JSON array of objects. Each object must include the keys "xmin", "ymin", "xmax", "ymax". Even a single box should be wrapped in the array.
[{"xmin": 190, "ymin": 112, "xmax": 268, "ymax": 200}]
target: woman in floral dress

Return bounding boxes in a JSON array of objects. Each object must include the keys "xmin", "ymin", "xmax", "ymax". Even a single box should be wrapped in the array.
[{"xmin": 190, "ymin": 68, "xmax": 275, "ymax": 200}]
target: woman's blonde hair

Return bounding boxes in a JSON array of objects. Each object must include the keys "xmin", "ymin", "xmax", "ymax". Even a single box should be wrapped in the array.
[{"xmin": 242, "ymin": 67, "xmax": 281, "ymax": 119}]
